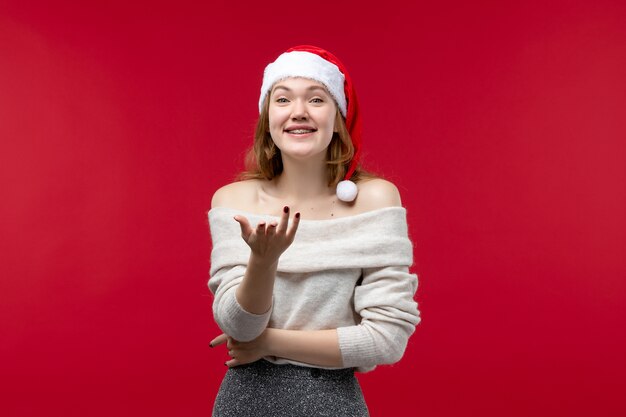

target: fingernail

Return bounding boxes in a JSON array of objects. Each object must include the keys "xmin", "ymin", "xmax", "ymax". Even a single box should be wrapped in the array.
[
  {"xmin": 295, "ymin": 212, "xmax": 300, "ymax": 218},
  {"xmin": 224, "ymin": 362, "xmax": 228, "ymax": 367},
  {"xmin": 283, "ymin": 206, "xmax": 289, "ymax": 213},
  {"xmin": 209, "ymin": 343, "xmax": 213, "ymax": 348}
]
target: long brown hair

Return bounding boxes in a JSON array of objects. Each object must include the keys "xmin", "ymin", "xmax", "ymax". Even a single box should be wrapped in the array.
[{"xmin": 236, "ymin": 94, "xmax": 382, "ymax": 186}]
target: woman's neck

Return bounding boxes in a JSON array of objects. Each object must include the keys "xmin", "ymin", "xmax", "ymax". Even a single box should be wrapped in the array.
[{"xmin": 272, "ymin": 156, "xmax": 334, "ymax": 201}]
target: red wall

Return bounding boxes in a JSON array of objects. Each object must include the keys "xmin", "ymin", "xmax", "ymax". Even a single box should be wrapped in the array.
[{"xmin": 1, "ymin": 1, "xmax": 625, "ymax": 416}]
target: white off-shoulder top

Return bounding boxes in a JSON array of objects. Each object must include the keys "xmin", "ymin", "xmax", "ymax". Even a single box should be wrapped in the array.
[{"xmin": 207, "ymin": 206, "xmax": 421, "ymax": 373}]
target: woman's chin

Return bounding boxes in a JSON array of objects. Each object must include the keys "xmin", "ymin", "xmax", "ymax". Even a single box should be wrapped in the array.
[{"xmin": 281, "ymin": 147, "xmax": 326, "ymax": 160}]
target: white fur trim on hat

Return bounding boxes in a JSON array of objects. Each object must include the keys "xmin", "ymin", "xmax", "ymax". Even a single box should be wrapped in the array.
[{"xmin": 259, "ymin": 51, "xmax": 346, "ymax": 117}]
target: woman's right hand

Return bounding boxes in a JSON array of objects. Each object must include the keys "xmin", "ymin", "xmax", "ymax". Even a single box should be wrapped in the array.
[{"xmin": 233, "ymin": 206, "xmax": 301, "ymax": 264}]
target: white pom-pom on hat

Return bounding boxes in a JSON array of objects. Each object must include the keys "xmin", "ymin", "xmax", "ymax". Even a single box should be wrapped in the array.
[{"xmin": 336, "ymin": 180, "xmax": 358, "ymax": 202}]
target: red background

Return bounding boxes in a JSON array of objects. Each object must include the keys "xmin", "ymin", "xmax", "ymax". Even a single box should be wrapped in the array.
[{"xmin": 1, "ymin": 1, "xmax": 625, "ymax": 416}]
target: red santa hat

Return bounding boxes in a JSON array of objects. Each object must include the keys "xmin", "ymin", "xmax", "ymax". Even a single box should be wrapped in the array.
[{"xmin": 258, "ymin": 45, "xmax": 362, "ymax": 202}]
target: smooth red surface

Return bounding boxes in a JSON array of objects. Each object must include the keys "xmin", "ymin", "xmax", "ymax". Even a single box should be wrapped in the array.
[{"xmin": 1, "ymin": 1, "xmax": 625, "ymax": 416}]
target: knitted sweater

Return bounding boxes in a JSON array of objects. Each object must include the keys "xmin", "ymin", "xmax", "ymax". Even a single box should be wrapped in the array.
[{"xmin": 207, "ymin": 205, "xmax": 421, "ymax": 373}]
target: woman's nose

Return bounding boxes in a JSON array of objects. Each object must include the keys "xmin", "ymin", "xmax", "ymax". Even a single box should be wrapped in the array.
[{"xmin": 290, "ymin": 99, "xmax": 308, "ymax": 118}]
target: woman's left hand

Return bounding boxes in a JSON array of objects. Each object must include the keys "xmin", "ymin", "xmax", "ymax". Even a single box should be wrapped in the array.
[{"xmin": 210, "ymin": 330, "xmax": 271, "ymax": 367}]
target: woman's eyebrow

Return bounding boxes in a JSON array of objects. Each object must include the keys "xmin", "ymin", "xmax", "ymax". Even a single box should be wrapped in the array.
[{"xmin": 273, "ymin": 85, "xmax": 327, "ymax": 93}]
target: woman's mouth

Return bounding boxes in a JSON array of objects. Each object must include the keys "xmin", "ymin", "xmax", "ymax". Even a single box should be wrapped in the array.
[{"xmin": 285, "ymin": 129, "xmax": 316, "ymax": 137}]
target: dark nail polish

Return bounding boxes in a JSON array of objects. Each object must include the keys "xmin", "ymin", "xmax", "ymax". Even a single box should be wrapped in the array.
[
  {"xmin": 295, "ymin": 212, "xmax": 300, "ymax": 218},
  {"xmin": 209, "ymin": 343, "xmax": 213, "ymax": 348},
  {"xmin": 283, "ymin": 206, "xmax": 289, "ymax": 213},
  {"xmin": 224, "ymin": 362, "xmax": 228, "ymax": 367}
]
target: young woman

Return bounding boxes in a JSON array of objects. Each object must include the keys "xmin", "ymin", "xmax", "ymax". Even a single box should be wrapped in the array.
[{"xmin": 207, "ymin": 45, "xmax": 421, "ymax": 416}]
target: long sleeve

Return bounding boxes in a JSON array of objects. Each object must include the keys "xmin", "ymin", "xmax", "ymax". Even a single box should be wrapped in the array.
[
  {"xmin": 208, "ymin": 264, "xmax": 273, "ymax": 342},
  {"xmin": 336, "ymin": 265, "xmax": 421, "ymax": 372},
  {"xmin": 207, "ymin": 209, "xmax": 274, "ymax": 342}
]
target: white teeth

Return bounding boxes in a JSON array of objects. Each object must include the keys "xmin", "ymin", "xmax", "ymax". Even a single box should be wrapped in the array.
[{"xmin": 288, "ymin": 129, "xmax": 315, "ymax": 134}]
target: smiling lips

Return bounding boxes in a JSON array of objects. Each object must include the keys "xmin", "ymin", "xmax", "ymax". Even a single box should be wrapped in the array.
[
  {"xmin": 287, "ymin": 130, "xmax": 315, "ymax": 136},
  {"xmin": 284, "ymin": 125, "xmax": 317, "ymax": 136}
]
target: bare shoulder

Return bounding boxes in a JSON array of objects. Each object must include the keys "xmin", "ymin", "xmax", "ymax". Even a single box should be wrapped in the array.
[
  {"xmin": 211, "ymin": 179, "xmax": 260, "ymax": 209},
  {"xmin": 355, "ymin": 178, "xmax": 402, "ymax": 210}
]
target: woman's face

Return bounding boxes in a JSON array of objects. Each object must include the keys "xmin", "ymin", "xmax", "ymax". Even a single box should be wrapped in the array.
[{"xmin": 268, "ymin": 77, "xmax": 337, "ymax": 162}]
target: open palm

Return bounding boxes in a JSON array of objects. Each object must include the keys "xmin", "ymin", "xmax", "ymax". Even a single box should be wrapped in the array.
[{"xmin": 233, "ymin": 206, "xmax": 300, "ymax": 263}]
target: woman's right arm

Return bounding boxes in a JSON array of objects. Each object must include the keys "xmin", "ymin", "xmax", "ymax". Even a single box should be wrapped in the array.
[
  {"xmin": 210, "ymin": 185, "xmax": 300, "ymax": 340},
  {"xmin": 235, "ymin": 251, "xmax": 278, "ymax": 315},
  {"xmin": 231, "ymin": 207, "xmax": 300, "ymax": 314}
]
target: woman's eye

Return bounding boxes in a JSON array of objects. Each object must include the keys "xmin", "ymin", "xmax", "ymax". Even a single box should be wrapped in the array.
[{"xmin": 275, "ymin": 97, "xmax": 323, "ymax": 103}]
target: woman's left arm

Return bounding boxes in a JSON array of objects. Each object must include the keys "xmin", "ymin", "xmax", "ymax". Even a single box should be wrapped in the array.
[
  {"xmin": 211, "ymin": 264, "xmax": 421, "ymax": 369},
  {"xmin": 212, "ymin": 266, "xmax": 420, "ymax": 369},
  {"xmin": 211, "ymin": 328, "xmax": 342, "ymax": 368}
]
